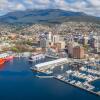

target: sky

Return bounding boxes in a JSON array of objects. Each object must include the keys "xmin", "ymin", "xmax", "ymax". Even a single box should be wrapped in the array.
[{"xmin": 0, "ymin": 0, "xmax": 100, "ymax": 16}]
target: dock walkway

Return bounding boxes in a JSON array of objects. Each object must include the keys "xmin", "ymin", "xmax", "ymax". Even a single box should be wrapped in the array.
[{"xmin": 54, "ymin": 77, "xmax": 100, "ymax": 97}]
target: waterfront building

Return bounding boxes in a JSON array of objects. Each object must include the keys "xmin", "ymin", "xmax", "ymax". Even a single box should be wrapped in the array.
[
  {"xmin": 53, "ymin": 41, "xmax": 66, "ymax": 51},
  {"xmin": 73, "ymin": 46, "xmax": 85, "ymax": 59},
  {"xmin": 34, "ymin": 58, "xmax": 68, "ymax": 71},
  {"xmin": 68, "ymin": 42, "xmax": 79, "ymax": 57}
]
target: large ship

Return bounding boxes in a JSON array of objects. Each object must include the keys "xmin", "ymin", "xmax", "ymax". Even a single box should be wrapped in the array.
[
  {"xmin": 0, "ymin": 58, "xmax": 5, "ymax": 65},
  {"xmin": 0, "ymin": 53, "xmax": 14, "ymax": 62}
]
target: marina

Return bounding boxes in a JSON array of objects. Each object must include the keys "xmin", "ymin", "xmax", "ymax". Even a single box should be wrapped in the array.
[
  {"xmin": 31, "ymin": 57, "xmax": 100, "ymax": 97},
  {"xmin": 54, "ymin": 76, "xmax": 100, "ymax": 96}
]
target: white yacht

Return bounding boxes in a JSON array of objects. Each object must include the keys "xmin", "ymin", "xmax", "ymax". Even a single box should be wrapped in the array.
[{"xmin": 29, "ymin": 53, "xmax": 45, "ymax": 62}]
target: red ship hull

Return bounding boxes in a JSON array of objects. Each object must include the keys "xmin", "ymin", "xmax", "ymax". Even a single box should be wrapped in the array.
[
  {"xmin": 5, "ymin": 56, "xmax": 14, "ymax": 61},
  {"xmin": 0, "ymin": 59, "xmax": 5, "ymax": 65}
]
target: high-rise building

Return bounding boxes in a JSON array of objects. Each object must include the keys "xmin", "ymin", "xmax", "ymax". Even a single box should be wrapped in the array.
[
  {"xmin": 52, "ymin": 35, "xmax": 59, "ymax": 43},
  {"xmin": 67, "ymin": 42, "xmax": 85, "ymax": 59},
  {"xmin": 68, "ymin": 42, "xmax": 79, "ymax": 57},
  {"xmin": 46, "ymin": 32, "xmax": 52, "ymax": 43},
  {"xmin": 73, "ymin": 46, "xmax": 84, "ymax": 59},
  {"xmin": 95, "ymin": 36, "xmax": 100, "ymax": 53},
  {"xmin": 40, "ymin": 38, "xmax": 47, "ymax": 48},
  {"xmin": 84, "ymin": 36, "xmax": 89, "ymax": 45}
]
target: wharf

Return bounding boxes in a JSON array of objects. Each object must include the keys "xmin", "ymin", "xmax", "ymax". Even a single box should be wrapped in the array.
[
  {"xmin": 88, "ymin": 77, "xmax": 100, "ymax": 83},
  {"xmin": 36, "ymin": 75, "xmax": 54, "ymax": 78},
  {"xmin": 54, "ymin": 77, "xmax": 100, "ymax": 97},
  {"xmin": 45, "ymin": 54, "xmax": 59, "ymax": 59}
]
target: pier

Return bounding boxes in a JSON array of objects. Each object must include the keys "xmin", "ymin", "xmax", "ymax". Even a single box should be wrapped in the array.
[
  {"xmin": 54, "ymin": 76, "xmax": 100, "ymax": 97},
  {"xmin": 36, "ymin": 75, "xmax": 54, "ymax": 78},
  {"xmin": 88, "ymin": 77, "xmax": 100, "ymax": 83}
]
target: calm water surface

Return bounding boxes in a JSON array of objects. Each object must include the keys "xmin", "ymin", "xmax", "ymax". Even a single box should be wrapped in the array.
[{"xmin": 0, "ymin": 58, "xmax": 100, "ymax": 100}]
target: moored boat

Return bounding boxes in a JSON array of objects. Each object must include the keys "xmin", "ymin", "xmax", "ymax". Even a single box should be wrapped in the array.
[
  {"xmin": 5, "ymin": 55, "xmax": 14, "ymax": 61},
  {"xmin": 29, "ymin": 53, "xmax": 45, "ymax": 62},
  {"xmin": 0, "ymin": 58, "xmax": 5, "ymax": 65},
  {"xmin": 0, "ymin": 53, "xmax": 14, "ymax": 62}
]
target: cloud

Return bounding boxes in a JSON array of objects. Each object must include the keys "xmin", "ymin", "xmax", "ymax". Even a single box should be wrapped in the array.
[
  {"xmin": 88, "ymin": 0, "xmax": 100, "ymax": 7},
  {"xmin": 15, "ymin": 3, "xmax": 26, "ymax": 10},
  {"xmin": 0, "ymin": 0, "xmax": 100, "ymax": 17}
]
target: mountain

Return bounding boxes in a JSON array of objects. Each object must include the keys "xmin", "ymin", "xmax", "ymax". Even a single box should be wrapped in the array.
[{"xmin": 0, "ymin": 9, "xmax": 100, "ymax": 24}]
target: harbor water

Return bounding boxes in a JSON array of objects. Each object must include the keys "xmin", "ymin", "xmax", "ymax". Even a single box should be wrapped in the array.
[{"xmin": 0, "ymin": 57, "xmax": 100, "ymax": 100}]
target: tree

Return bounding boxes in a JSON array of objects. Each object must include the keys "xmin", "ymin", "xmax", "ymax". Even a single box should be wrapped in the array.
[{"xmin": 11, "ymin": 47, "xmax": 19, "ymax": 52}]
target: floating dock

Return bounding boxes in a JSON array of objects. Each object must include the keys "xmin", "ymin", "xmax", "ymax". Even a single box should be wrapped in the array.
[
  {"xmin": 54, "ymin": 77, "xmax": 100, "ymax": 97},
  {"xmin": 36, "ymin": 75, "xmax": 54, "ymax": 78}
]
